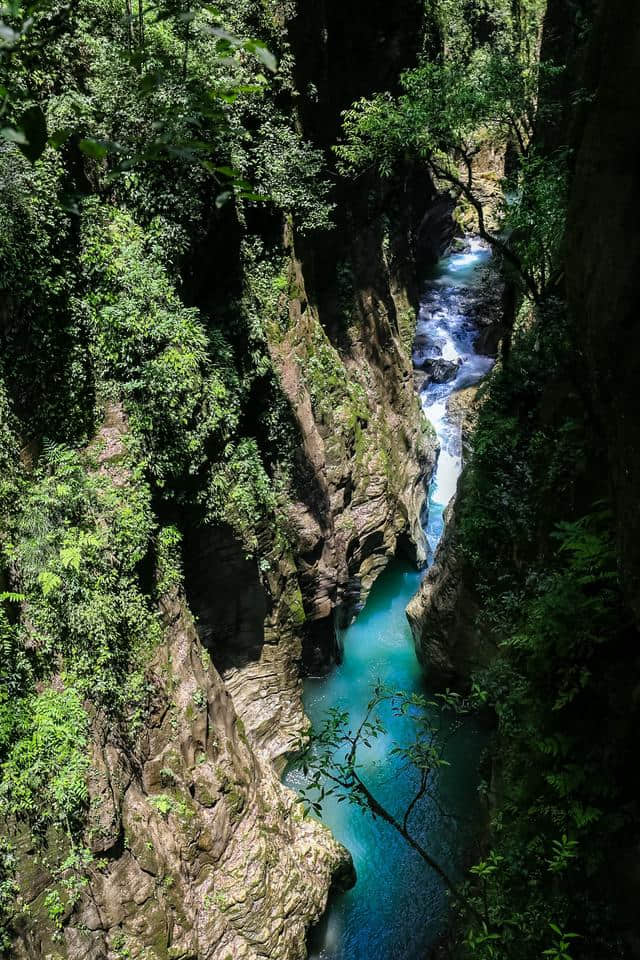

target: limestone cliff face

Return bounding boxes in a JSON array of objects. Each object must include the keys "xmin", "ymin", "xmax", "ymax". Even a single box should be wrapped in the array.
[
  {"xmin": 191, "ymin": 218, "xmax": 440, "ymax": 768},
  {"xmin": 272, "ymin": 236, "xmax": 437, "ymax": 659},
  {"xmin": 11, "ymin": 413, "xmax": 352, "ymax": 960},
  {"xmin": 281, "ymin": 0, "xmax": 441, "ymax": 649},
  {"xmin": 184, "ymin": 519, "xmax": 311, "ymax": 769},
  {"xmin": 14, "ymin": 590, "xmax": 350, "ymax": 960}
]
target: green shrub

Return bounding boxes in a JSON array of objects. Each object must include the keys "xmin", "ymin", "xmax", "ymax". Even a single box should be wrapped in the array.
[{"xmin": 0, "ymin": 686, "xmax": 89, "ymax": 830}]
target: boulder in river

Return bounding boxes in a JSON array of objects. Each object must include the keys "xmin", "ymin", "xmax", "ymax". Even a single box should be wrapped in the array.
[{"xmin": 418, "ymin": 356, "xmax": 462, "ymax": 383}]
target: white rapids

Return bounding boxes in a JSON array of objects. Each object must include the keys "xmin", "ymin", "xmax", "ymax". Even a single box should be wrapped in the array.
[{"xmin": 414, "ymin": 238, "xmax": 496, "ymax": 559}]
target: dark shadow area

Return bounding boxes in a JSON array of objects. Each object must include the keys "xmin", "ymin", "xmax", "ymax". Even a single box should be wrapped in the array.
[{"xmin": 183, "ymin": 522, "xmax": 267, "ymax": 674}]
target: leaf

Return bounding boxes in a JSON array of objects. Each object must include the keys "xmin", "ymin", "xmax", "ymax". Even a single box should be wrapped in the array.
[
  {"xmin": 78, "ymin": 138, "xmax": 109, "ymax": 159},
  {"xmin": 60, "ymin": 546, "xmax": 82, "ymax": 572},
  {"xmin": 38, "ymin": 571, "xmax": 62, "ymax": 597},
  {"xmin": 180, "ymin": 139, "xmax": 213, "ymax": 152},
  {"xmin": 48, "ymin": 127, "xmax": 72, "ymax": 149},
  {"xmin": 204, "ymin": 25, "xmax": 240, "ymax": 45},
  {"xmin": 0, "ymin": 125, "xmax": 28, "ymax": 146},
  {"xmin": 0, "ymin": 591, "xmax": 25, "ymax": 603},
  {"xmin": 238, "ymin": 190, "xmax": 269, "ymax": 202},
  {"xmin": 212, "ymin": 164, "xmax": 239, "ymax": 178},
  {"xmin": 244, "ymin": 40, "xmax": 277, "ymax": 73},
  {"xmin": 0, "ymin": 24, "xmax": 20, "ymax": 46}
]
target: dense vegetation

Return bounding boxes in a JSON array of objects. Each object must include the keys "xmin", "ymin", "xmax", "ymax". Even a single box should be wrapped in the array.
[
  {"xmin": 450, "ymin": 301, "xmax": 634, "ymax": 959},
  {"xmin": 336, "ymin": 0, "xmax": 564, "ymax": 304},
  {"xmin": 0, "ymin": 0, "xmax": 335, "ymax": 946}
]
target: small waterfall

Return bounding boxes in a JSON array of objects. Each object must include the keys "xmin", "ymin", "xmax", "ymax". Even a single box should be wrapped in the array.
[{"xmin": 416, "ymin": 238, "xmax": 494, "ymax": 558}]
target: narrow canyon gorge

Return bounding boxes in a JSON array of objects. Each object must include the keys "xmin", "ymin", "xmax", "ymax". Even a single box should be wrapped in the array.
[{"xmin": 0, "ymin": 1, "xmax": 639, "ymax": 959}]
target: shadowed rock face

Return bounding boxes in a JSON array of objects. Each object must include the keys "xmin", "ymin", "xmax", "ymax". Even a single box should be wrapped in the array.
[
  {"xmin": 185, "ymin": 525, "xmax": 267, "ymax": 672},
  {"xmin": 184, "ymin": 518, "xmax": 312, "ymax": 770},
  {"xmin": 564, "ymin": 0, "xmax": 640, "ymax": 624},
  {"xmin": 405, "ymin": 389, "xmax": 490, "ymax": 687},
  {"xmin": 269, "ymin": 245, "xmax": 438, "ymax": 673},
  {"xmin": 406, "ymin": 501, "xmax": 482, "ymax": 686},
  {"xmin": 202, "ymin": 218, "xmax": 443, "ymax": 767},
  {"xmin": 288, "ymin": 0, "xmax": 424, "ymax": 149}
]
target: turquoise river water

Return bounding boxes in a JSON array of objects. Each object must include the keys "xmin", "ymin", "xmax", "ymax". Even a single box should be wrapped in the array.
[{"xmin": 284, "ymin": 240, "xmax": 494, "ymax": 960}]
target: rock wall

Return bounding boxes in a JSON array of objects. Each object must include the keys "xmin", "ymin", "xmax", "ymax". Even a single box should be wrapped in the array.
[
  {"xmin": 272, "ymin": 234, "xmax": 438, "ymax": 662},
  {"xmin": 196, "ymin": 0, "xmax": 448, "ymax": 753},
  {"xmin": 564, "ymin": 0, "xmax": 640, "ymax": 624},
  {"xmin": 406, "ymin": 479, "xmax": 482, "ymax": 687},
  {"xmin": 184, "ymin": 519, "xmax": 311, "ymax": 770},
  {"xmin": 198, "ymin": 211, "xmax": 441, "ymax": 765},
  {"xmin": 10, "ymin": 411, "xmax": 353, "ymax": 960},
  {"xmin": 13, "ymin": 588, "xmax": 352, "ymax": 960}
]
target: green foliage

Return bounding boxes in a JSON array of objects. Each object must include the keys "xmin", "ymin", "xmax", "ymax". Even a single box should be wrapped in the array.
[
  {"xmin": 501, "ymin": 149, "xmax": 568, "ymax": 294},
  {"xmin": 43, "ymin": 887, "xmax": 65, "ymax": 930},
  {"xmin": 0, "ymin": 440, "xmax": 163, "ymax": 846},
  {"xmin": 5, "ymin": 444, "xmax": 160, "ymax": 706},
  {"xmin": 206, "ymin": 438, "xmax": 275, "ymax": 552},
  {"xmin": 336, "ymin": 0, "xmax": 566, "ymax": 300},
  {"xmin": 250, "ymin": 120, "xmax": 334, "ymax": 233},
  {"xmin": 82, "ymin": 203, "xmax": 243, "ymax": 496},
  {"xmin": 0, "ymin": 147, "xmax": 93, "ymax": 442},
  {"xmin": 0, "ymin": 0, "xmax": 276, "ymax": 187},
  {"xmin": 453, "ymin": 301, "xmax": 632, "ymax": 957},
  {"xmin": 0, "ymin": 686, "xmax": 89, "ymax": 829},
  {"xmin": 0, "ymin": 0, "xmax": 341, "ymax": 951},
  {"xmin": 148, "ymin": 793, "xmax": 174, "ymax": 817},
  {"xmin": 156, "ymin": 525, "xmax": 184, "ymax": 596},
  {"xmin": 0, "ymin": 840, "xmax": 16, "ymax": 953}
]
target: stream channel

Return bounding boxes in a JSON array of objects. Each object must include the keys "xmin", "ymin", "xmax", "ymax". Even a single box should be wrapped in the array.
[{"xmin": 284, "ymin": 238, "xmax": 495, "ymax": 960}]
